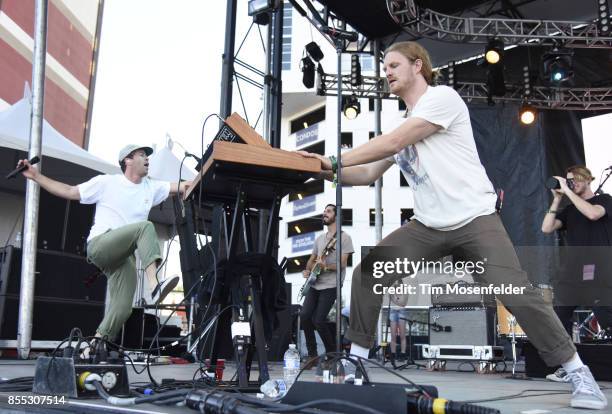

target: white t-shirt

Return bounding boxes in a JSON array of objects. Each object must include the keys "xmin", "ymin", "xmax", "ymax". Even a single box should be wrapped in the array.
[
  {"xmin": 78, "ymin": 174, "xmax": 171, "ymax": 241},
  {"xmin": 391, "ymin": 85, "xmax": 496, "ymax": 230}
]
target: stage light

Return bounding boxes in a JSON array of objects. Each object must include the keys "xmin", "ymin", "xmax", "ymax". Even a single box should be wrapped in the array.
[
  {"xmin": 343, "ymin": 95, "xmax": 361, "ymax": 120},
  {"xmin": 350, "ymin": 54, "xmax": 362, "ymax": 86},
  {"xmin": 519, "ymin": 103, "xmax": 537, "ymax": 125},
  {"xmin": 301, "ymin": 56, "xmax": 315, "ymax": 89},
  {"xmin": 293, "ymin": 259, "xmax": 301, "ymax": 266},
  {"xmin": 248, "ymin": 0, "xmax": 276, "ymax": 24},
  {"xmin": 294, "ymin": 225, "xmax": 302, "ymax": 234},
  {"xmin": 305, "ymin": 42, "xmax": 324, "ymax": 62},
  {"xmin": 248, "ymin": 0, "xmax": 275, "ymax": 15},
  {"xmin": 447, "ymin": 61, "xmax": 456, "ymax": 89},
  {"xmin": 598, "ymin": 0, "xmax": 610, "ymax": 33},
  {"xmin": 542, "ymin": 49, "xmax": 573, "ymax": 84},
  {"xmin": 484, "ymin": 38, "xmax": 504, "ymax": 64}
]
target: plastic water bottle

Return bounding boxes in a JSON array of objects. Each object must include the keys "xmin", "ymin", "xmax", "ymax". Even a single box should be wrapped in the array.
[
  {"xmin": 260, "ymin": 379, "xmax": 288, "ymax": 399},
  {"xmin": 283, "ymin": 343, "xmax": 300, "ymax": 388},
  {"xmin": 572, "ymin": 322, "xmax": 581, "ymax": 343}
]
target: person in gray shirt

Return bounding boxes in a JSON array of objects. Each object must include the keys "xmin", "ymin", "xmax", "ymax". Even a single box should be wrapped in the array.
[{"xmin": 300, "ymin": 204, "xmax": 353, "ymax": 362}]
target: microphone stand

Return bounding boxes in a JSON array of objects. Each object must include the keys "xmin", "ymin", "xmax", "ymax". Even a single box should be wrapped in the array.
[
  {"xmin": 395, "ymin": 317, "xmax": 426, "ymax": 370},
  {"xmin": 594, "ymin": 168, "xmax": 612, "ymax": 195}
]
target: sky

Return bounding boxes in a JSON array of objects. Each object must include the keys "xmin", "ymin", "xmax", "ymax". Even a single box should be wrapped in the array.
[{"xmin": 89, "ymin": 0, "xmax": 267, "ymax": 166}]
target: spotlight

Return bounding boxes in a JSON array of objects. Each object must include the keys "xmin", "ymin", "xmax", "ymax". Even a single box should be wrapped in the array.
[
  {"xmin": 305, "ymin": 42, "xmax": 324, "ymax": 62},
  {"xmin": 485, "ymin": 38, "xmax": 504, "ymax": 64},
  {"xmin": 301, "ymin": 56, "xmax": 315, "ymax": 89},
  {"xmin": 248, "ymin": 0, "xmax": 276, "ymax": 15},
  {"xmin": 542, "ymin": 49, "xmax": 573, "ymax": 84},
  {"xmin": 343, "ymin": 95, "xmax": 361, "ymax": 120},
  {"xmin": 598, "ymin": 0, "xmax": 610, "ymax": 33},
  {"xmin": 248, "ymin": 0, "xmax": 276, "ymax": 25},
  {"xmin": 519, "ymin": 103, "xmax": 537, "ymax": 125},
  {"xmin": 350, "ymin": 54, "xmax": 362, "ymax": 86}
]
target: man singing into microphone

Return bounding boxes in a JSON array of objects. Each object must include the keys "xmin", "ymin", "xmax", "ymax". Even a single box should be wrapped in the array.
[
  {"xmin": 542, "ymin": 165, "xmax": 612, "ymax": 382},
  {"xmin": 299, "ymin": 41, "xmax": 606, "ymax": 409},
  {"xmin": 17, "ymin": 145, "xmax": 191, "ymax": 342}
]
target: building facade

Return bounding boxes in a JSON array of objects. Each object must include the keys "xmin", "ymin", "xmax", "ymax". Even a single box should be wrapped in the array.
[{"xmin": 0, "ymin": 0, "xmax": 102, "ymax": 148}]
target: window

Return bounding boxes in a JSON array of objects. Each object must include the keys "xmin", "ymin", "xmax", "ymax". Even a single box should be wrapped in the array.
[
  {"xmin": 287, "ymin": 215, "xmax": 323, "ymax": 237},
  {"xmin": 361, "ymin": 55, "xmax": 374, "ymax": 72},
  {"xmin": 290, "ymin": 106, "xmax": 326, "ymax": 134},
  {"xmin": 369, "ymin": 208, "xmax": 383, "ymax": 226},
  {"xmin": 400, "ymin": 172, "xmax": 409, "ymax": 187},
  {"xmin": 398, "ymin": 99, "xmax": 407, "ymax": 111},
  {"xmin": 341, "ymin": 209, "xmax": 353, "ymax": 226},
  {"xmin": 287, "ymin": 254, "xmax": 311, "ymax": 274},
  {"xmin": 400, "ymin": 208, "xmax": 414, "ymax": 225},
  {"xmin": 288, "ymin": 179, "xmax": 324, "ymax": 202},
  {"xmin": 276, "ymin": 3, "xmax": 293, "ymax": 71},
  {"xmin": 341, "ymin": 132, "xmax": 353, "ymax": 149},
  {"xmin": 299, "ymin": 140, "xmax": 325, "ymax": 156}
]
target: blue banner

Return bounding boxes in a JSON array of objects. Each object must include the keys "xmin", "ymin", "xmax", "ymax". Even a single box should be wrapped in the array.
[
  {"xmin": 296, "ymin": 123, "xmax": 319, "ymax": 147},
  {"xmin": 293, "ymin": 195, "xmax": 316, "ymax": 216},
  {"xmin": 291, "ymin": 232, "xmax": 315, "ymax": 253}
]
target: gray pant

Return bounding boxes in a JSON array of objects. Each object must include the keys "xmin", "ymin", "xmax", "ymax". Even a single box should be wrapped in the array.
[
  {"xmin": 346, "ymin": 213, "xmax": 576, "ymax": 367},
  {"xmin": 87, "ymin": 221, "xmax": 162, "ymax": 340}
]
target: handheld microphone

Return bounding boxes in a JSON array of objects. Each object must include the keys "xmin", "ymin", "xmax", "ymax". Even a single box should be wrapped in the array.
[{"xmin": 6, "ymin": 156, "xmax": 40, "ymax": 179}]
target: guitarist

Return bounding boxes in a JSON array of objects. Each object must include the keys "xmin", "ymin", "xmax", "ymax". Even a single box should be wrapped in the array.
[{"xmin": 300, "ymin": 204, "xmax": 354, "ymax": 362}]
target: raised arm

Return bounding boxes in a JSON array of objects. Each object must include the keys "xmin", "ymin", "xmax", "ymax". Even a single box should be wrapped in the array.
[{"xmin": 18, "ymin": 159, "xmax": 80, "ymax": 200}]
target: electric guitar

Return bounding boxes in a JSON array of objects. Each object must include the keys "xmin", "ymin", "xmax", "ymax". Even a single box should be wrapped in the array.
[{"xmin": 298, "ymin": 234, "xmax": 337, "ymax": 300}]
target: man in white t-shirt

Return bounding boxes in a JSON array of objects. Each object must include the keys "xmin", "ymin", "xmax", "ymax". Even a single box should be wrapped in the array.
[
  {"xmin": 299, "ymin": 41, "xmax": 606, "ymax": 409},
  {"xmin": 17, "ymin": 144, "xmax": 191, "ymax": 341}
]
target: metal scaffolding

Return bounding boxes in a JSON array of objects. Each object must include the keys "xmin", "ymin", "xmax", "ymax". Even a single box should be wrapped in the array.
[
  {"xmin": 386, "ymin": 0, "xmax": 612, "ymax": 48},
  {"xmin": 316, "ymin": 72, "xmax": 612, "ymax": 111}
]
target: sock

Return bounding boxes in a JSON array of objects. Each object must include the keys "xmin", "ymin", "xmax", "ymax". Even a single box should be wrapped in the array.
[
  {"xmin": 349, "ymin": 343, "xmax": 370, "ymax": 360},
  {"xmin": 561, "ymin": 353, "xmax": 585, "ymax": 372}
]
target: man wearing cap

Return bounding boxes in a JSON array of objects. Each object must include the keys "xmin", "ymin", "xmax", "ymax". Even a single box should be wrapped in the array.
[{"xmin": 16, "ymin": 144, "xmax": 191, "ymax": 341}]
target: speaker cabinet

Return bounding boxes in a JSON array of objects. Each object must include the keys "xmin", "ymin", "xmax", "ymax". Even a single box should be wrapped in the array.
[
  {"xmin": 429, "ymin": 306, "xmax": 495, "ymax": 346},
  {"xmin": 0, "ymin": 246, "xmax": 106, "ymax": 340}
]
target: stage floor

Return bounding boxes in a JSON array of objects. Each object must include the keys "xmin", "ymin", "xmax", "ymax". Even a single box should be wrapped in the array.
[{"xmin": 0, "ymin": 359, "xmax": 610, "ymax": 413}]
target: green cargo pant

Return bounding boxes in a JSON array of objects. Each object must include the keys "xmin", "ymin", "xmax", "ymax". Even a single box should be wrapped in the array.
[
  {"xmin": 346, "ymin": 213, "xmax": 576, "ymax": 367},
  {"xmin": 87, "ymin": 221, "xmax": 162, "ymax": 340}
]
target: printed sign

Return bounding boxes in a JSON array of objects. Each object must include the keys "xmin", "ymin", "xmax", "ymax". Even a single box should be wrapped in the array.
[
  {"xmin": 291, "ymin": 232, "xmax": 315, "ymax": 253},
  {"xmin": 293, "ymin": 195, "xmax": 316, "ymax": 216},
  {"xmin": 296, "ymin": 123, "xmax": 319, "ymax": 147}
]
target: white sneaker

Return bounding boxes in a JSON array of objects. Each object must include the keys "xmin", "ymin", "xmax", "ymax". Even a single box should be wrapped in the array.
[
  {"xmin": 546, "ymin": 367, "xmax": 570, "ymax": 383},
  {"xmin": 151, "ymin": 275, "xmax": 180, "ymax": 305},
  {"xmin": 568, "ymin": 366, "xmax": 608, "ymax": 410}
]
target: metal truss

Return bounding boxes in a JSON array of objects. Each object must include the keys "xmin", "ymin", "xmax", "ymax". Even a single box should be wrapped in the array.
[
  {"xmin": 317, "ymin": 72, "xmax": 612, "ymax": 110},
  {"xmin": 386, "ymin": 0, "xmax": 612, "ymax": 48}
]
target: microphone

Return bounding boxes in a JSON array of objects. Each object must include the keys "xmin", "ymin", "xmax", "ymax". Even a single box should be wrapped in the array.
[
  {"xmin": 321, "ymin": 25, "xmax": 358, "ymax": 41},
  {"xmin": 6, "ymin": 156, "xmax": 40, "ymax": 179}
]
